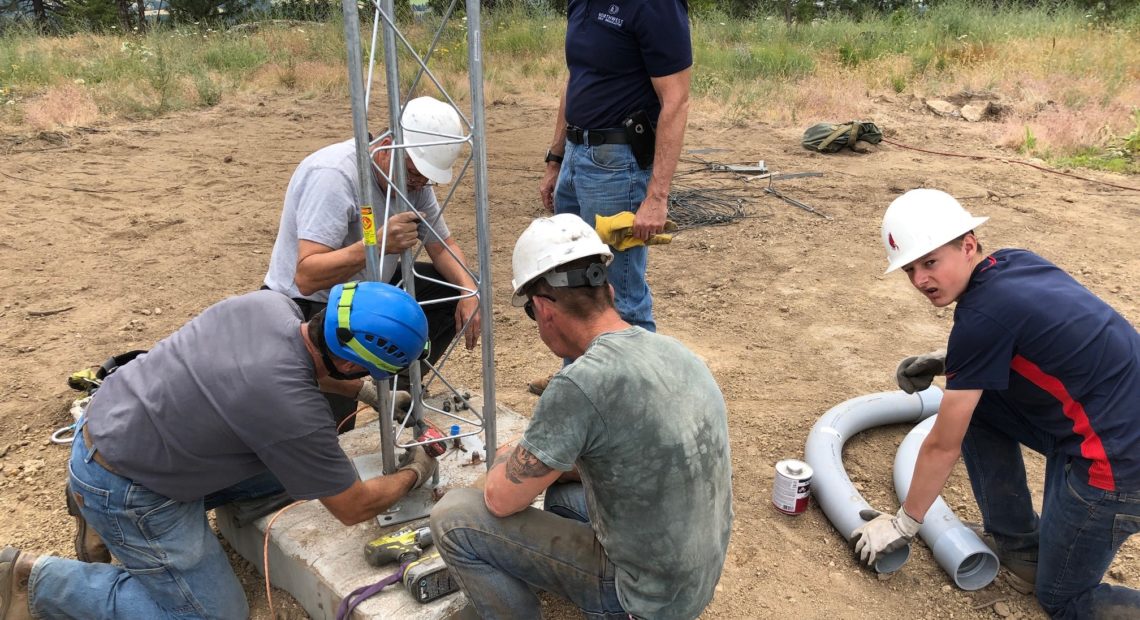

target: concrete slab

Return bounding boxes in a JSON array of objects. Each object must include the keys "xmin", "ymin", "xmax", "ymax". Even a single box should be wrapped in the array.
[{"xmin": 216, "ymin": 394, "xmax": 528, "ymax": 620}]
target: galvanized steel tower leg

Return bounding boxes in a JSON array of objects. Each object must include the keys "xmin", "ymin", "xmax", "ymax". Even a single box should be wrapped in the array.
[
  {"xmin": 339, "ymin": 0, "xmax": 497, "ymax": 525},
  {"xmin": 465, "ymin": 0, "xmax": 497, "ymax": 467}
]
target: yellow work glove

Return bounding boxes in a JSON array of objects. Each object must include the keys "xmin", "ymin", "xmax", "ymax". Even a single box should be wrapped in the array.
[{"xmin": 594, "ymin": 211, "xmax": 677, "ymax": 251}]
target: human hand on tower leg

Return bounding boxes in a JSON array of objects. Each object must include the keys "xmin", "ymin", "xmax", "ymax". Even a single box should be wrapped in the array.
[
  {"xmin": 382, "ymin": 212, "xmax": 420, "ymax": 254},
  {"xmin": 397, "ymin": 446, "xmax": 438, "ymax": 489}
]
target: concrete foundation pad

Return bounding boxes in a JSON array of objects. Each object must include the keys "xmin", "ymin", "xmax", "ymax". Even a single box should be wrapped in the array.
[{"xmin": 217, "ymin": 394, "xmax": 527, "ymax": 620}]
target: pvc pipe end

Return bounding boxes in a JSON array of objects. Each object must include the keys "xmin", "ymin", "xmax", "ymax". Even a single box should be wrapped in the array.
[
  {"xmin": 953, "ymin": 551, "xmax": 1000, "ymax": 591},
  {"xmin": 931, "ymin": 527, "xmax": 1000, "ymax": 591},
  {"xmin": 873, "ymin": 545, "xmax": 910, "ymax": 574}
]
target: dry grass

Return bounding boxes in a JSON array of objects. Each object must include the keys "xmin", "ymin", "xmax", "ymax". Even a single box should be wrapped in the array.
[
  {"xmin": 997, "ymin": 106, "xmax": 1129, "ymax": 156},
  {"xmin": 24, "ymin": 83, "xmax": 99, "ymax": 130},
  {"xmin": 1, "ymin": 9, "xmax": 1138, "ymax": 172}
]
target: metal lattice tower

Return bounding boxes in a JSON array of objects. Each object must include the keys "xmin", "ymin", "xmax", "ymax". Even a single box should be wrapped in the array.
[{"xmin": 339, "ymin": 0, "xmax": 495, "ymax": 525}]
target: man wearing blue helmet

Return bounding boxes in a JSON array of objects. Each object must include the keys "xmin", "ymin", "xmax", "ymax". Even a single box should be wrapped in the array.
[{"xmin": 0, "ymin": 283, "xmax": 436, "ymax": 619}]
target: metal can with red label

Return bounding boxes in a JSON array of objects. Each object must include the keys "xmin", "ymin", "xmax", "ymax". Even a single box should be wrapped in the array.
[{"xmin": 772, "ymin": 459, "xmax": 813, "ymax": 516}]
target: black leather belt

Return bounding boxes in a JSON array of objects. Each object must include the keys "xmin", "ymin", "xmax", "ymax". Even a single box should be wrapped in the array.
[{"xmin": 566, "ymin": 125, "xmax": 628, "ymax": 146}]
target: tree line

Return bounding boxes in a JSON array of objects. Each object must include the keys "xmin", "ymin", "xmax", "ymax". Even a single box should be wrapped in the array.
[{"xmin": 1, "ymin": 0, "xmax": 1131, "ymax": 34}]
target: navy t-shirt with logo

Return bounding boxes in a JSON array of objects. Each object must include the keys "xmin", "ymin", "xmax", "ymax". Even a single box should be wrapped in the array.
[
  {"xmin": 945, "ymin": 249, "xmax": 1140, "ymax": 492},
  {"xmin": 564, "ymin": 0, "xmax": 691, "ymax": 130}
]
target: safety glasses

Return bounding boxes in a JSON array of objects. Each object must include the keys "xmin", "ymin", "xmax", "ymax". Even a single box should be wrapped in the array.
[{"xmin": 524, "ymin": 294, "xmax": 555, "ymax": 321}]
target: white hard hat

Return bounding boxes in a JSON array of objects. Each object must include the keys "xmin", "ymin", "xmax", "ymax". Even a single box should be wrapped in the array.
[
  {"xmin": 401, "ymin": 96, "xmax": 463, "ymax": 185},
  {"xmin": 511, "ymin": 214, "xmax": 614, "ymax": 307},
  {"xmin": 881, "ymin": 189, "xmax": 988, "ymax": 274}
]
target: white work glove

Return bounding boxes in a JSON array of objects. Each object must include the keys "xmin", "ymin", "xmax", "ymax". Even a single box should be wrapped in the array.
[
  {"xmin": 397, "ymin": 446, "xmax": 437, "ymax": 489},
  {"xmin": 850, "ymin": 507, "xmax": 922, "ymax": 567},
  {"xmin": 356, "ymin": 380, "xmax": 412, "ymax": 416},
  {"xmin": 895, "ymin": 349, "xmax": 946, "ymax": 394}
]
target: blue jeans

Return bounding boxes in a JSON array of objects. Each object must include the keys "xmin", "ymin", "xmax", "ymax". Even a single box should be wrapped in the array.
[
  {"xmin": 961, "ymin": 391, "xmax": 1140, "ymax": 619},
  {"xmin": 429, "ymin": 485, "xmax": 627, "ymax": 620},
  {"xmin": 555, "ymin": 139, "xmax": 655, "ymax": 332},
  {"xmin": 28, "ymin": 418, "xmax": 286, "ymax": 619}
]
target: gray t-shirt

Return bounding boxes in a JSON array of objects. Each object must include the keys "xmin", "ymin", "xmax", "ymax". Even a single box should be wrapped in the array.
[
  {"xmin": 263, "ymin": 138, "xmax": 452, "ymax": 302},
  {"xmin": 85, "ymin": 291, "xmax": 358, "ymax": 502},
  {"xmin": 521, "ymin": 327, "xmax": 733, "ymax": 620}
]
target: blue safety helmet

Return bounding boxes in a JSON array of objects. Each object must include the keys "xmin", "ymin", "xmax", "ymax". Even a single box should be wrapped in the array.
[{"xmin": 322, "ymin": 281, "xmax": 429, "ymax": 379}]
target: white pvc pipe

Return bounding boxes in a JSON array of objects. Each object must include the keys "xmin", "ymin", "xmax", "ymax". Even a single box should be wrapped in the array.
[
  {"xmin": 894, "ymin": 416, "xmax": 999, "ymax": 590},
  {"xmin": 804, "ymin": 388, "xmax": 942, "ymax": 573}
]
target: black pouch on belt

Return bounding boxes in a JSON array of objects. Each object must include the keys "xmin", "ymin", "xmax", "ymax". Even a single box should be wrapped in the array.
[{"xmin": 622, "ymin": 109, "xmax": 656, "ymax": 170}]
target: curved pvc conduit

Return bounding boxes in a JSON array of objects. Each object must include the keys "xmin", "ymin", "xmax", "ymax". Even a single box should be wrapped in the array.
[
  {"xmin": 804, "ymin": 388, "xmax": 942, "ymax": 574},
  {"xmin": 894, "ymin": 416, "xmax": 999, "ymax": 590}
]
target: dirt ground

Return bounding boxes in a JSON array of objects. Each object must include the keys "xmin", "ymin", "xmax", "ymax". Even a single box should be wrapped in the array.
[{"xmin": 1, "ymin": 88, "xmax": 1138, "ymax": 620}]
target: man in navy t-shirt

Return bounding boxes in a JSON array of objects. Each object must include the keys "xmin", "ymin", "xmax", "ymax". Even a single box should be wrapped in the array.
[
  {"xmin": 852, "ymin": 189, "xmax": 1140, "ymax": 619},
  {"xmin": 532, "ymin": 0, "xmax": 692, "ymax": 395}
]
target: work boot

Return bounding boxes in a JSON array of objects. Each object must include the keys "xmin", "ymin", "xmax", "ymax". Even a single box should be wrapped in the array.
[
  {"xmin": 527, "ymin": 374, "xmax": 553, "ymax": 396},
  {"xmin": 0, "ymin": 547, "xmax": 34, "ymax": 620},
  {"xmin": 965, "ymin": 522, "xmax": 1036, "ymax": 594},
  {"xmin": 66, "ymin": 489, "xmax": 112, "ymax": 563}
]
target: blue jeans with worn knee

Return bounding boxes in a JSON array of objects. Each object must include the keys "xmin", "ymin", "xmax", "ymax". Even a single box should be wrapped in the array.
[
  {"xmin": 429, "ymin": 486, "xmax": 626, "ymax": 620},
  {"xmin": 27, "ymin": 418, "xmax": 285, "ymax": 619},
  {"xmin": 555, "ymin": 139, "xmax": 655, "ymax": 332},
  {"xmin": 961, "ymin": 392, "xmax": 1140, "ymax": 619}
]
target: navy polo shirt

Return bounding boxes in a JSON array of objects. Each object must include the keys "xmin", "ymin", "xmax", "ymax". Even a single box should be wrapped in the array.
[
  {"xmin": 945, "ymin": 249, "xmax": 1140, "ymax": 491},
  {"xmin": 564, "ymin": 0, "xmax": 691, "ymax": 130}
]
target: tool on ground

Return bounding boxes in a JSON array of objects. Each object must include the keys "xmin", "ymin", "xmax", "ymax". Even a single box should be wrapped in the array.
[
  {"xmin": 365, "ymin": 526, "xmax": 433, "ymax": 567},
  {"xmin": 709, "ymin": 160, "xmax": 767, "ymax": 174},
  {"xmin": 335, "ymin": 551, "xmax": 460, "ymax": 618},
  {"xmin": 679, "ymin": 151, "xmax": 767, "ymax": 178},
  {"xmin": 403, "ymin": 550, "xmax": 460, "ymax": 603},
  {"xmin": 764, "ymin": 172, "xmax": 830, "ymax": 220}
]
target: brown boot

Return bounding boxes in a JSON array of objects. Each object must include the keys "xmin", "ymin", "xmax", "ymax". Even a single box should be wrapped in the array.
[
  {"xmin": 0, "ymin": 547, "xmax": 33, "ymax": 620},
  {"xmin": 66, "ymin": 490, "xmax": 112, "ymax": 563},
  {"xmin": 527, "ymin": 374, "xmax": 554, "ymax": 396}
]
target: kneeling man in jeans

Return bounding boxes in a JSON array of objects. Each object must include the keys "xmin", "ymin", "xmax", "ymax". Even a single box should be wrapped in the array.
[{"xmin": 430, "ymin": 214, "xmax": 733, "ymax": 619}]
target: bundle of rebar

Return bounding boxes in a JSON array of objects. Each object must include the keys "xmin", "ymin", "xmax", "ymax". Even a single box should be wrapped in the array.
[{"xmin": 667, "ymin": 186, "xmax": 751, "ymax": 230}]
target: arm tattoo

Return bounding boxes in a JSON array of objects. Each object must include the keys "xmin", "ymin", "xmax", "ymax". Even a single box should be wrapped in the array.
[{"xmin": 505, "ymin": 445, "xmax": 553, "ymax": 484}]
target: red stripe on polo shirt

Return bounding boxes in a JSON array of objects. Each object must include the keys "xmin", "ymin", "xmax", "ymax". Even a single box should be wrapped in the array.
[{"xmin": 1011, "ymin": 354, "xmax": 1116, "ymax": 490}]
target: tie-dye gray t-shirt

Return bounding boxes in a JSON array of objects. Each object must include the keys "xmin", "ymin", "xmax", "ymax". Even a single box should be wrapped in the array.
[{"xmin": 520, "ymin": 327, "xmax": 733, "ymax": 620}]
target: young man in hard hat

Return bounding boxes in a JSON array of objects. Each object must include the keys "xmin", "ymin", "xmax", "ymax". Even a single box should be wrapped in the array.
[
  {"xmin": 853, "ymin": 189, "xmax": 1140, "ymax": 619},
  {"xmin": 0, "ymin": 282, "xmax": 438, "ymax": 619},
  {"xmin": 429, "ymin": 214, "xmax": 733, "ymax": 620},
  {"xmin": 264, "ymin": 95, "xmax": 481, "ymax": 431},
  {"xmin": 530, "ymin": 0, "xmax": 692, "ymax": 396}
]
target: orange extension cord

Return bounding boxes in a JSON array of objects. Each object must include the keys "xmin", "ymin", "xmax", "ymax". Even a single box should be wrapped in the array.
[{"xmin": 263, "ymin": 500, "xmax": 308, "ymax": 617}]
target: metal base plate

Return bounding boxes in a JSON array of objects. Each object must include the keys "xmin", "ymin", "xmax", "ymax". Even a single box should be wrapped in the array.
[{"xmin": 352, "ymin": 451, "xmax": 437, "ymax": 527}]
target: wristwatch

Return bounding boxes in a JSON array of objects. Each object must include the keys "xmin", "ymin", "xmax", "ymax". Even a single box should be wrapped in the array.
[{"xmin": 544, "ymin": 149, "xmax": 564, "ymax": 165}]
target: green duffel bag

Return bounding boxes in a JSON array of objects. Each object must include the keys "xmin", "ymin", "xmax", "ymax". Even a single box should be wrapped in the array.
[{"xmin": 802, "ymin": 121, "xmax": 883, "ymax": 153}]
